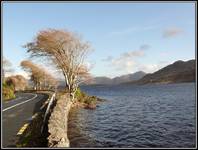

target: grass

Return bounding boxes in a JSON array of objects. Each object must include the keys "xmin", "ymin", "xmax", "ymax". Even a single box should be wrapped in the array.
[{"xmin": 16, "ymin": 131, "xmax": 32, "ymax": 147}]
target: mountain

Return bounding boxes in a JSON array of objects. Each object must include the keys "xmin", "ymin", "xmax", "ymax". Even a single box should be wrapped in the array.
[
  {"xmin": 90, "ymin": 71, "xmax": 146, "ymax": 85},
  {"xmin": 133, "ymin": 59, "xmax": 195, "ymax": 84},
  {"xmin": 91, "ymin": 76, "xmax": 112, "ymax": 85},
  {"xmin": 112, "ymin": 71, "xmax": 146, "ymax": 84}
]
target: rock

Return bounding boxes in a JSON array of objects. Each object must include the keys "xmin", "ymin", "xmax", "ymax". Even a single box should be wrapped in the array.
[{"xmin": 85, "ymin": 103, "xmax": 96, "ymax": 109}]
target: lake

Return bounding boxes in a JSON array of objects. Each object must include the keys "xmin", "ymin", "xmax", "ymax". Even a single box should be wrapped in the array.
[{"xmin": 68, "ymin": 83, "xmax": 196, "ymax": 148}]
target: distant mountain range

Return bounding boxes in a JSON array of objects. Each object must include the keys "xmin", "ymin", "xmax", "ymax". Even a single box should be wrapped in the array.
[
  {"xmin": 126, "ymin": 59, "xmax": 196, "ymax": 85},
  {"xmin": 58, "ymin": 59, "xmax": 196, "ymax": 87},
  {"xmin": 89, "ymin": 71, "xmax": 146, "ymax": 85}
]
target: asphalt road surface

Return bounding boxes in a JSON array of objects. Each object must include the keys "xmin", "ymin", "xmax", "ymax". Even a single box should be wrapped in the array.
[{"xmin": 2, "ymin": 92, "xmax": 49, "ymax": 148}]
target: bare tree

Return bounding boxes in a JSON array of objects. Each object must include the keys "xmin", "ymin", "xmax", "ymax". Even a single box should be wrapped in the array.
[
  {"xmin": 24, "ymin": 29, "xmax": 92, "ymax": 101},
  {"xmin": 20, "ymin": 60, "xmax": 57, "ymax": 90},
  {"xmin": 21, "ymin": 60, "xmax": 39, "ymax": 90},
  {"xmin": 5, "ymin": 75, "xmax": 28, "ymax": 91},
  {"xmin": 3, "ymin": 57, "xmax": 14, "ymax": 79}
]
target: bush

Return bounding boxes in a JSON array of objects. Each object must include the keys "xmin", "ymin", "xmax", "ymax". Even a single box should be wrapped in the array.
[
  {"xmin": 3, "ymin": 81, "xmax": 15, "ymax": 100},
  {"xmin": 75, "ymin": 88, "xmax": 97, "ymax": 109},
  {"xmin": 84, "ymin": 96, "xmax": 97, "ymax": 105},
  {"xmin": 75, "ymin": 88, "xmax": 86, "ymax": 102}
]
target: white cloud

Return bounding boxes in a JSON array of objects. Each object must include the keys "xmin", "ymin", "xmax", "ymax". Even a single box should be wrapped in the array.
[
  {"xmin": 5, "ymin": 71, "xmax": 30, "ymax": 79},
  {"xmin": 163, "ymin": 27, "xmax": 184, "ymax": 38},
  {"xmin": 102, "ymin": 44, "xmax": 151, "ymax": 74},
  {"xmin": 102, "ymin": 45, "xmax": 170, "ymax": 75},
  {"xmin": 107, "ymin": 49, "xmax": 146, "ymax": 73},
  {"xmin": 138, "ymin": 64, "xmax": 159, "ymax": 73},
  {"xmin": 112, "ymin": 58, "xmax": 136, "ymax": 72},
  {"xmin": 137, "ymin": 61, "xmax": 169, "ymax": 73}
]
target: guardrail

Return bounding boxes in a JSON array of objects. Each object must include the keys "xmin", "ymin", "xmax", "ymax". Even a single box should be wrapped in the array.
[{"xmin": 41, "ymin": 92, "xmax": 56, "ymax": 133}]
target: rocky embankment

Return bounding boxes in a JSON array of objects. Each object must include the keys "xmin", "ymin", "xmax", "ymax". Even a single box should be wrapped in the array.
[
  {"xmin": 47, "ymin": 90, "xmax": 105, "ymax": 148},
  {"xmin": 48, "ymin": 93, "xmax": 72, "ymax": 147}
]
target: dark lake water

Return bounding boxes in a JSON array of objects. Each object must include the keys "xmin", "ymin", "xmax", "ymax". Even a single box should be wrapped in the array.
[{"xmin": 68, "ymin": 83, "xmax": 196, "ymax": 148}]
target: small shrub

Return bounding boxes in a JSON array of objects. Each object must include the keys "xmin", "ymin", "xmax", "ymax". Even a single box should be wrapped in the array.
[
  {"xmin": 74, "ymin": 88, "xmax": 97, "ymax": 108},
  {"xmin": 75, "ymin": 88, "xmax": 86, "ymax": 102},
  {"xmin": 3, "ymin": 87, "xmax": 15, "ymax": 100},
  {"xmin": 84, "ymin": 96, "xmax": 97, "ymax": 105},
  {"xmin": 3, "ymin": 81, "xmax": 15, "ymax": 100}
]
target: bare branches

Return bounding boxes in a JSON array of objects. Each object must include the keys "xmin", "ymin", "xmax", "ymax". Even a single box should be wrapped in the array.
[
  {"xmin": 20, "ymin": 60, "xmax": 58, "ymax": 90},
  {"xmin": 5, "ymin": 75, "xmax": 28, "ymax": 91},
  {"xmin": 3, "ymin": 57, "xmax": 14, "ymax": 78},
  {"xmin": 24, "ymin": 29, "xmax": 93, "ymax": 100}
]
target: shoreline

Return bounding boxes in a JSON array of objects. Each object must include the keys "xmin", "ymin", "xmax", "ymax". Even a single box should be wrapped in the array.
[{"xmin": 47, "ymin": 91, "xmax": 105, "ymax": 147}]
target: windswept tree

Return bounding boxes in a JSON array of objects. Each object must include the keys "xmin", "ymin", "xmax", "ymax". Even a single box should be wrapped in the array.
[
  {"xmin": 5, "ymin": 75, "xmax": 28, "ymax": 91},
  {"xmin": 20, "ymin": 60, "xmax": 57, "ymax": 90},
  {"xmin": 21, "ymin": 60, "xmax": 40, "ymax": 90},
  {"xmin": 24, "ymin": 29, "xmax": 92, "ymax": 100},
  {"xmin": 45, "ymin": 74, "xmax": 59, "ymax": 90}
]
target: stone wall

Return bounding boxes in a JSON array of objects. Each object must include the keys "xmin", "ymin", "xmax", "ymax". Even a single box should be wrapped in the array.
[{"xmin": 47, "ymin": 93, "xmax": 72, "ymax": 147}]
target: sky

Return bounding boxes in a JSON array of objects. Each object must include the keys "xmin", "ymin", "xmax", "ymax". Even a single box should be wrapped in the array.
[{"xmin": 3, "ymin": 2, "xmax": 196, "ymax": 78}]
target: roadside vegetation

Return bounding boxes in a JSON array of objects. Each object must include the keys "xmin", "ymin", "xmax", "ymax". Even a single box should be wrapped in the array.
[
  {"xmin": 2, "ymin": 57, "xmax": 15, "ymax": 100},
  {"xmin": 2, "ymin": 80, "xmax": 15, "ymax": 100},
  {"xmin": 3, "ymin": 75, "xmax": 28, "ymax": 100},
  {"xmin": 2, "ymin": 57, "xmax": 29, "ymax": 100}
]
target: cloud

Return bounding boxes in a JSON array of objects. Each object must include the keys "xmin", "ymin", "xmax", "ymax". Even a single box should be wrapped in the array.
[
  {"xmin": 163, "ymin": 27, "xmax": 184, "ymax": 38},
  {"xmin": 112, "ymin": 59, "xmax": 136, "ymax": 73},
  {"xmin": 100, "ymin": 44, "xmax": 164, "ymax": 75},
  {"xmin": 137, "ymin": 61, "xmax": 169, "ymax": 73},
  {"xmin": 5, "ymin": 71, "xmax": 30, "ymax": 79},
  {"xmin": 101, "ymin": 44, "xmax": 171, "ymax": 75},
  {"xmin": 122, "ymin": 50, "xmax": 145, "ymax": 58},
  {"xmin": 105, "ymin": 46, "xmax": 147, "ymax": 73},
  {"xmin": 138, "ymin": 64, "xmax": 158, "ymax": 73}
]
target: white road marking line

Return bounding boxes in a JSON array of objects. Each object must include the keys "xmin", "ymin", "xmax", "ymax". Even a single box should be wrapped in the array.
[
  {"xmin": 3, "ymin": 94, "xmax": 38, "ymax": 112},
  {"xmin": 4, "ymin": 96, "xmax": 24, "ymax": 103}
]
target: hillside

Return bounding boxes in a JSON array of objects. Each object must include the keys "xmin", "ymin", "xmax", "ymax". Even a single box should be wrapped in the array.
[
  {"xmin": 135, "ymin": 59, "xmax": 195, "ymax": 84},
  {"xmin": 90, "ymin": 71, "xmax": 146, "ymax": 85}
]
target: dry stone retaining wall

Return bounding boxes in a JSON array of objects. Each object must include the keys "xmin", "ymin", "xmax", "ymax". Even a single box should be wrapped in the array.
[{"xmin": 47, "ymin": 94, "xmax": 72, "ymax": 147}]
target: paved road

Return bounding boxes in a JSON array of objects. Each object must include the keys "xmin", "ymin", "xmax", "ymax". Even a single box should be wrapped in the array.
[{"xmin": 2, "ymin": 92, "xmax": 49, "ymax": 148}]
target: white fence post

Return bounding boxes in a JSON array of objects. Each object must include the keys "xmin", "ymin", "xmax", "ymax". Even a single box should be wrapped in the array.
[{"xmin": 41, "ymin": 92, "xmax": 56, "ymax": 133}]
